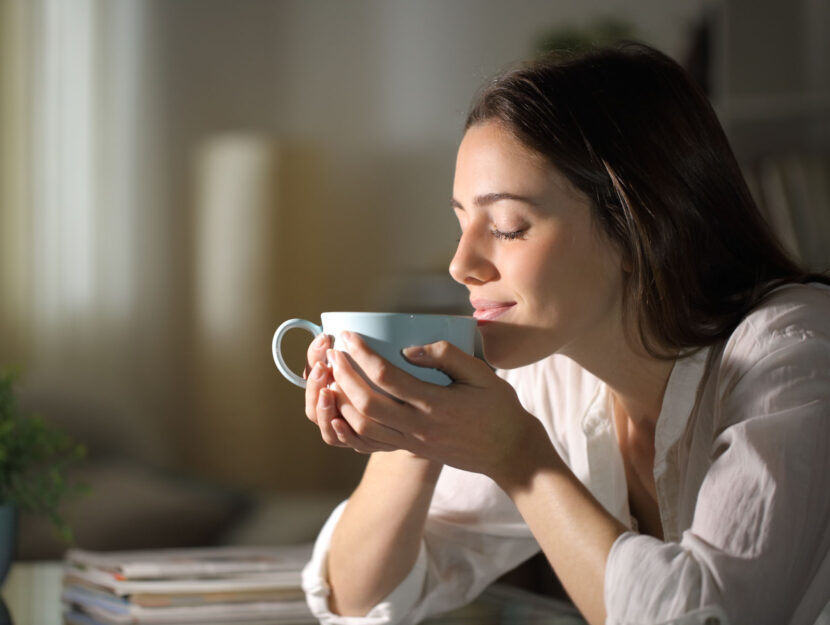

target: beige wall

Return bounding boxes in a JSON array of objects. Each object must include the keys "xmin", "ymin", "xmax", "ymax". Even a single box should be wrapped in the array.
[
  {"xmin": 148, "ymin": 0, "xmax": 708, "ymax": 490},
  {"xmin": 1, "ymin": 0, "xmax": 712, "ymax": 493}
]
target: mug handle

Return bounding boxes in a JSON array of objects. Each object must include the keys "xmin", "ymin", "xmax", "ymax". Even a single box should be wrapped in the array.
[{"xmin": 272, "ymin": 319, "xmax": 324, "ymax": 388}]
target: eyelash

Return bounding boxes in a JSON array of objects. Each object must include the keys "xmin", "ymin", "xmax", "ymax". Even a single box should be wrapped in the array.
[
  {"xmin": 454, "ymin": 227, "xmax": 529, "ymax": 243},
  {"xmin": 490, "ymin": 228, "xmax": 528, "ymax": 241}
]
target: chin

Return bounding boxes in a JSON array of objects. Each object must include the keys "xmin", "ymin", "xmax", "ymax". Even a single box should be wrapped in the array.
[{"xmin": 481, "ymin": 337, "xmax": 552, "ymax": 370}]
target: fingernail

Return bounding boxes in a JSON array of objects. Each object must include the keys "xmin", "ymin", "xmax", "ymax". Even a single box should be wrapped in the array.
[
  {"xmin": 311, "ymin": 362, "xmax": 326, "ymax": 381},
  {"xmin": 327, "ymin": 349, "xmax": 339, "ymax": 367},
  {"xmin": 341, "ymin": 331, "xmax": 355, "ymax": 350},
  {"xmin": 402, "ymin": 346, "xmax": 426, "ymax": 360},
  {"xmin": 313, "ymin": 333, "xmax": 327, "ymax": 349},
  {"xmin": 318, "ymin": 388, "xmax": 332, "ymax": 409}
]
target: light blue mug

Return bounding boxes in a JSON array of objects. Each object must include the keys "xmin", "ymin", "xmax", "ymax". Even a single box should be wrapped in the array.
[{"xmin": 272, "ymin": 312, "xmax": 478, "ymax": 388}]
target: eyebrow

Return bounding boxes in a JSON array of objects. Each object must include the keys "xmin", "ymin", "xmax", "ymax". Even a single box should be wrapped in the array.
[{"xmin": 451, "ymin": 192, "xmax": 539, "ymax": 210}]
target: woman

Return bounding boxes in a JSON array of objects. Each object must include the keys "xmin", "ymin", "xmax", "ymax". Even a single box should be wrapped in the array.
[{"xmin": 300, "ymin": 43, "xmax": 830, "ymax": 625}]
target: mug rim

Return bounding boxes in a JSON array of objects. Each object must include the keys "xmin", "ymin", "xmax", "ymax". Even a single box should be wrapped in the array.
[{"xmin": 320, "ymin": 311, "xmax": 474, "ymax": 319}]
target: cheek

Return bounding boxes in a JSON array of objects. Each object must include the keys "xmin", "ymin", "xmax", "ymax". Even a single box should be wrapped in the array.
[
  {"xmin": 531, "ymin": 233, "xmax": 621, "ymax": 313},
  {"xmin": 516, "ymin": 235, "xmax": 577, "ymax": 300},
  {"xmin": 562, "ymin": 244, "xmax": 623, "ymax": 321}
]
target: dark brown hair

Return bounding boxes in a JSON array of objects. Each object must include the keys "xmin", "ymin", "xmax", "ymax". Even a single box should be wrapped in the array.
[{"xmin": 466, "ymin": 42, "xmax": 829, "ymax": 358}]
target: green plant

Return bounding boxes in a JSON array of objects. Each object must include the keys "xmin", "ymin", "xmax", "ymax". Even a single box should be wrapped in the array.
[{"xmin": 0, "ymin": 370, "xmax": 87, "ymax": 542}]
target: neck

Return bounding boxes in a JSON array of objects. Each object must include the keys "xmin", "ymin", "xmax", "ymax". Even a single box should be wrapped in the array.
[
  {"xmin": 608, "ymin": 356, "xmax": 673, "ymax": 430},
  {"xmin": 561, "ymin": 323, "xmax": 674, "ymax": 429}
]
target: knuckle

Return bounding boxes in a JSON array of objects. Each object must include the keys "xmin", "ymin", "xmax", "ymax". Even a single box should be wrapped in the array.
[
  {"xmin": 496, "ymin": 376, "xmax": 518, "ymax": 399},
  {"xmin": 374, "ymin": 362, "xmax": 392, "ymax": 385},
  {"xmin": 353, "ymin": 394, "xmax": 375, "ymax": 415},
  {"xmin": 412, "ymin": 422, "xmax": 432, "ymax": 445},
  {"xmin": 352, "ymin": 417, "xmax": 371, "ymax": 437},
  {"xmin": 351, "ymin": 337, "xmax": 367, "ymax": 356},
  {"xmin": 416, "ymin": 397, "xmax": 436, "ymax": 415},
  {"xmin": 434, "ymin": 340, "xmax": 451, "ymax": 356}
]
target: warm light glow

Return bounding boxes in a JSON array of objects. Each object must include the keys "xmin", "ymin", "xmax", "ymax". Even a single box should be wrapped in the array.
[{"xmin": 34, "ymin": 0, "xmax": 96, "ymax": 320}]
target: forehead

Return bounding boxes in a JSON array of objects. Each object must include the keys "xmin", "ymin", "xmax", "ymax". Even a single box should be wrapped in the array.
[
  {"xmin": 457, "ymin": 122, "xmax": 545, "ymax": 171},
  {"xmin": 454, "ymin": 121, "xmax": 585, "ymax": 203}
]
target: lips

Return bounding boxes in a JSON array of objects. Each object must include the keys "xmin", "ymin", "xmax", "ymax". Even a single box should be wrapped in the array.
[{"xmin": 471, "ymin": 299, "xmax": 516, "ymax": 323}]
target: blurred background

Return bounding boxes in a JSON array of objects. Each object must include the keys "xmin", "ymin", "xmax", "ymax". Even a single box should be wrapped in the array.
[{"xmin": 1, "ymin": 0, "xmax": 828, "ymax": 558}]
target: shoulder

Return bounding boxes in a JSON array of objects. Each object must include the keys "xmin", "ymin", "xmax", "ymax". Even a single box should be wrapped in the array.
[
  {"xmin": 724, "ymin": 282, "xmax": 830, "ymax": 359},
  {"xmin": 713, "ymin": 282, "xmax": 830, "ymax": 426}
]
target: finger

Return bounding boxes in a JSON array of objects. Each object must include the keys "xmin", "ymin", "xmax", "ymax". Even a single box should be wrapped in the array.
[
  {"xmin": 339, "ymin": 332, "xmax": 427, "ymax": 403},
  {"xmin": 329, "ymin": 348, "xmax": 414, "ymax": 436},
  {"xmin": 337, "ymin": 398, "xmax": 408, "ymax": 448},
  {"xmin": 305, "ymin": 361, "xmax": 333, "ymax": 424},
  {"xmin": 402, "ymin": 340, "xmax": 492, "ymax": 386},
  {"xmin": 316, "ymin": 388, "xmax": 347, "ymax": 447},
  {"xmin": 331, "ymin": 418, "xmax": 397, "ymax": 454},
  {"xmin": 303, "ymin": 333, "xmax": 332, "ymax": 378},
  {"xmin": 326, "ymin": 386, "xmax": 398, "ymax": 452}
]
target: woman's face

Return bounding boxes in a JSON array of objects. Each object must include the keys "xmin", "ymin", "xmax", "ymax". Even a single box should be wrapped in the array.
[{"xmin": 450, "ymin": 121, "xmax": 624, "ymax": 369}]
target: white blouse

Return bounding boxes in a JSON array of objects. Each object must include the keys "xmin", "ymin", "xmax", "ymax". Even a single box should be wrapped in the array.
[{"xmin": 302, "ymin": 283, "xmax": 830, "ymax": 625}]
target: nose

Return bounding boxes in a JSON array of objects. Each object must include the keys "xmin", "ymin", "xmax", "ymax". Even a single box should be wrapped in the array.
[{"xmin": 449, "ymin": 228, "xmax": 498, "ymax": 286}]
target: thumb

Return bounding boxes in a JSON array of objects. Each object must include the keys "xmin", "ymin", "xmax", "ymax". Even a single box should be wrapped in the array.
[{"xmin": 402, "ymin": 340, "xmax": 492, "ymax": 386}]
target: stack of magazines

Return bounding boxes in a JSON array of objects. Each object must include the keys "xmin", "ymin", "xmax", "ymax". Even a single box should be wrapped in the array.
[{"xmin": 61, "ymin": 544, "xmax": 316, "ymax": 624}]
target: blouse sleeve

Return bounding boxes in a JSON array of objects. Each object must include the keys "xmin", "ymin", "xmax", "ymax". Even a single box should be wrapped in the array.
[
  {"xmin": 302, "ymin": 500, "xmax": 431, "ymax": 625},
  {"xmin": 301, "ymin": 357, "xmax": 583, "ymax": 625},
  {"xmin": 605, "ymin": 300, "xmax": 830, "ymax": 625},
  {"xmin": 302, "ymin": 475, "xmax": 541, "ymax": 625}
]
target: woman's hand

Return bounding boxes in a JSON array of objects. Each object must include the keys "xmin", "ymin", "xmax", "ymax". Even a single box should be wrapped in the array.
[
  {"xmin": 324, "ymin": 330, "xmax": 549, "ymax": 482},
  {"xmin": 303, "ymin": 333, "xmax": 398, "ymax": 454}
]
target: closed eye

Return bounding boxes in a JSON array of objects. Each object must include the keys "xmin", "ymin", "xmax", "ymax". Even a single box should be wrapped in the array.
[{"xmin": 491, "ymin": 228, "xmax": 528, "ymax": 241}]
